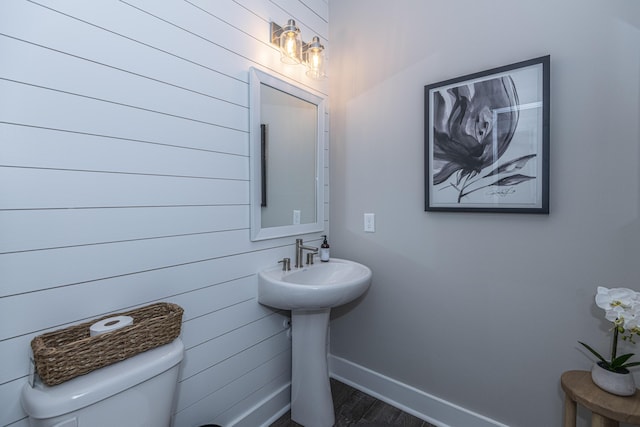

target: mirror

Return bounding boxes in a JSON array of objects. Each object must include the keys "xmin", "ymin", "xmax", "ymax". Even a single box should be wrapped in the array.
[{"xmin": 249, "ymin": 68, "xmax": 325, "ymax": 241}]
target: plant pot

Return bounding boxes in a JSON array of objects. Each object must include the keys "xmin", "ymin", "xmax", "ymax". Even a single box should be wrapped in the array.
[{"xmin": 591, "ymin": 362, "xmax": 637, "ymax": 396}]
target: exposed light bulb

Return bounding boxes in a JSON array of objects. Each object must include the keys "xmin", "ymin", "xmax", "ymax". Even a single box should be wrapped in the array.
[
  {"xmin": 279, "ymin": 19, "xmax": 301, "ymax": 64},
  {"xmin": 285, "ymin": 36, "xmax": 297, "ymax": 57},
  {"xmin": 305, "ymin": 36, "xmax": 325, "ymax": 79}
]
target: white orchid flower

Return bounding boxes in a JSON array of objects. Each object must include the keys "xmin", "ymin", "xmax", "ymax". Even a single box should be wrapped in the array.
[
  {"xmin": 625, "ymin": 305, "xmax": 640, "ymax": 330},
  {"xmin": 596, "ymin": 287, "xmax": 637, "ymax": 320}
]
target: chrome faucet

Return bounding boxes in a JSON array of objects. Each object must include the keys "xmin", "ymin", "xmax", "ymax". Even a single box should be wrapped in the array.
[{"xmin": 295, "ymin": 238, "xmax": 318, "ymax": 268}]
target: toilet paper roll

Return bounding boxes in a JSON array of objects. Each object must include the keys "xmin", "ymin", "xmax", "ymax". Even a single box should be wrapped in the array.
[{"xmin": 90, "ymin": 315, "xmax": 134, "ymax": 337}]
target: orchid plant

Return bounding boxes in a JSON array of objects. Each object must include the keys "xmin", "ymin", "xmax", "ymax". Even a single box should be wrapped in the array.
[{"xmin": 579, "ymin": 286, "xmax": 640, "ymax": 373}]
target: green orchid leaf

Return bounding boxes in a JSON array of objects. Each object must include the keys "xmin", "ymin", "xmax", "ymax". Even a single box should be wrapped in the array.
[
  {"xmin": 621, "ymin": 361, "xmax": 640, "ymax": 368},
  {"xmin": 611, "ymin": 353, "xmax": 635, "ymax": 369},
  {"xmin": 615, "ymin": 353, "xmax": 635, "ymax": 361},
  {"xmin": 578, "ymin": 341, "xmax": 608, "ymax": 364}
]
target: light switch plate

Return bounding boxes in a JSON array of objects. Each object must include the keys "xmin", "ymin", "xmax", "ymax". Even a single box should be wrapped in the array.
[{"xmin": 364, "ymin": 213, "xmax": 375, "ymax": 232}]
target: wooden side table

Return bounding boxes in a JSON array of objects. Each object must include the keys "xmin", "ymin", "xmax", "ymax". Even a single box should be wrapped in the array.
[{"xmin": 561, "ymin": 370, "xmax": 640, "ymax": 427}]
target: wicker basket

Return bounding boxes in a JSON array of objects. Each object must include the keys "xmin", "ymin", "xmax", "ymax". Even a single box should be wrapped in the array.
[{"xmin": 31, "ymin": 302, "xmax": 183, "ymax": 386}]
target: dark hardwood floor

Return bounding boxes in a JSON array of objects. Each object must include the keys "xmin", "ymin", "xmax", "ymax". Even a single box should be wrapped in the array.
[{"xmin": 270, "ymin": 379, "xmax": 436, "ymax": 427}]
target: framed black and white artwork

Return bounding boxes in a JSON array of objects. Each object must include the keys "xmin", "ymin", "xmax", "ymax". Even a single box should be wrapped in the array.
[{"xmin": 424, "ymin": 56, "xmax": 550, "ymax": 213}]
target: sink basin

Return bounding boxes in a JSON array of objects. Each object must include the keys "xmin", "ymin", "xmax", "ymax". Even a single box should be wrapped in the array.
[{"xmin": 258, "ymin": 258, "xmax": 372, "ymax": 310}]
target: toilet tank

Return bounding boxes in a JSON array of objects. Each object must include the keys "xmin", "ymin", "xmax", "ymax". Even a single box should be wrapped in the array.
[{"xmin": 21, "ymin": 338, "xmax": 184, "ymax": 427}]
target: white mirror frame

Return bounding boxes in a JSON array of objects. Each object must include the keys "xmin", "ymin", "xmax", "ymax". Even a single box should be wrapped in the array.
[{"xmin": 249, "ymin": 67, "xmax": 325, "ymax": 241}]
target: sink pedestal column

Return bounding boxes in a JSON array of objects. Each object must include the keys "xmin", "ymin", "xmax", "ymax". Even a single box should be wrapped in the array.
[{"xmin": 291, "ymin": 308, "xmax": 334, "ymax": 427}]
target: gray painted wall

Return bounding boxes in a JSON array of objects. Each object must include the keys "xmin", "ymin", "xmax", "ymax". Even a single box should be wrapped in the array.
[{"xmin": 328, "ymin": 1, "xmax": 640, "ymax": 426}]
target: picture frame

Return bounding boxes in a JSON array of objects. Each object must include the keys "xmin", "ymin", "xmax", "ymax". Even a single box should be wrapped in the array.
[{"xmin": 424, "ymin": 56, "xmax": 550, "ymax": 213}]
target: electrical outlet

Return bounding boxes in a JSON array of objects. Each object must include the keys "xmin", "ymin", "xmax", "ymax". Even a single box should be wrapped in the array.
[
  {"xmin": 293, "ymin": 210, "xmax": 301, "ymax": 225},
  {"xmin": 364, "ymin": 213, "xmax": 375, "ymax": 232}
]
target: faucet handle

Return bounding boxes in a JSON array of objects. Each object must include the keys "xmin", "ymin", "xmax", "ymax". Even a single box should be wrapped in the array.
[
  {"xmin": 278, "ymin": 257, "xmax": 291, "ymax": 271},
  {"xmin": 306, "ymin": 252, "xmax": 315, "ymax": 265}
]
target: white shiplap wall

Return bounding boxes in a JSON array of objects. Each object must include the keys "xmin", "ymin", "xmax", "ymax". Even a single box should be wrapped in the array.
[{"xmin": 0, "ymin": 0, "xmax": 329, "ymax": 426}]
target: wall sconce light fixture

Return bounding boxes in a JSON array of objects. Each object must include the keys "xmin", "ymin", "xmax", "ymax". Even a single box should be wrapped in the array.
[
  {"xmin": 272, "ymin": 19, "xmax": 302, "ymax": 64},
  {"xmin": 270, "ymin": 20, "xmax": 326, "ymax": 79}
]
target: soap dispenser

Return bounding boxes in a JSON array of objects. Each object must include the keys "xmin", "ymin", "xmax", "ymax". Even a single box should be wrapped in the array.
[{"xmin": 320, "ymin": 235, "xmax": 330, "ymax": 262}]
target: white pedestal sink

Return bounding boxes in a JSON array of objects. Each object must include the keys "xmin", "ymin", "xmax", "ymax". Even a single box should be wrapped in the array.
[{"xmin": 258, "ymin": 258, "xmax": 372, "ymax": 427}]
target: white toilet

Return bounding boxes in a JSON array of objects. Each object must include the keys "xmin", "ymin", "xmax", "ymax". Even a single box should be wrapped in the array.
[{"xmin": 21, "ymin": 338, "xmax": 184, "ymax": 427}]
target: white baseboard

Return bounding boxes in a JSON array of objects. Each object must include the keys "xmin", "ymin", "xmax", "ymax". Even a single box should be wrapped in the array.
[
  {"xmin": 228, "ymin": 383, "xmax": 291, "ymax": 427},
  {"xmin": 328, "ymin": 354, "xmax": 509, "ymax": 427}
]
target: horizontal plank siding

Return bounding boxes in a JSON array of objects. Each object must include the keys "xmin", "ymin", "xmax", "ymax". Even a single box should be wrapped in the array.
[
  {"xmin": 0, "ymin": 124, "xmax": 248, "ymax": 179},
  {"xmin": 180, "ymin": 311, "xmax": 288, "ymax": 381},
  {"xmin": 0, "ymin": 80, "xmax": 247, "ymax": 152},
  {"xmin": 0, "ymin": 0, "xmax": 329, "ymax": 425},
  {"xmin": 1, "ymin": 245, "xmax": 294, "ymax": 337},
  {"xmin": 0, "ymin": 168, "xmax": 249, "ymax": 209},
  {"xmin": 176, "ymin": 331, "xmax": 291, "ymax": 412},
  {"xmin": 176, "ymin": 352, "xmax": 291, "ymax": 426},
  {"xmin": 0, "ymin": 206, "xmax": 250, "ymax": 254},
  {"xmin": 0, "ymin": 378, "xmax": 24, "ymax": 427},
  {"xmin": 0, "ymin": 37, "xmax": 248, "ymax": 125}
]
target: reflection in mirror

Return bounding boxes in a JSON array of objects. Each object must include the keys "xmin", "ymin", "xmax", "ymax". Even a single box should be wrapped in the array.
[
  {"xmin": 249, "ymin": 68, "xmax": 325, "ymax": 241},
  {"xmin": 260, "ymin": 85, "xmax": 316, "ymax": 227}
]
